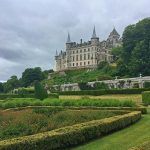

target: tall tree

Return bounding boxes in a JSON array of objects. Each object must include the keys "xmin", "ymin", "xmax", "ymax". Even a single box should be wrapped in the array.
[
  {"xmin": 117, "ymin": 18, "xmax": 150, "ymax": 76},
  {"xmin": 22, "ymin": 67, "xmax": 43, "ymax": 87}
]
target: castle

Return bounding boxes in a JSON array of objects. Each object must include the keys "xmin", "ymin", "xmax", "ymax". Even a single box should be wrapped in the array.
[{"xmin": 55, "ymin": 27, "xmax": 122, "ymax": 71}]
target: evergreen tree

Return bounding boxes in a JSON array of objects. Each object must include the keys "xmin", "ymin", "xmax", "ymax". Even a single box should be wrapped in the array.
[{"xmin": 34, "ymin": 81, "xmax": 48, "ymax": 100}]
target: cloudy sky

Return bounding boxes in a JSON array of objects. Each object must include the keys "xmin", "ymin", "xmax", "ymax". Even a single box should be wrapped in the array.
[{"xmin": 0, "ymin": 0, "xmax": 150, "ymax": 81}]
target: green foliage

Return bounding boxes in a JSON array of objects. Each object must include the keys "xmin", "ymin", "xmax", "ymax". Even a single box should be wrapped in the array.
[
  {"xmin": 59, "ymin": 88, "xmax": 150, "ymax": 96},
  {"xmin": 93, "ymin": 82, "xmax": 109, "ymax": 90},
  {"xmin": 0, "ymin": 94, "xmax": 34, "ymax": 100},
  {"xmin": 142, "ymin": 91, "xmax": 150, "ymax": 106},
  {"xmin": 0, "ymin": 98, "xmax": 136, "ymax": 109},
  {"xmin": 111, "ymin": 46, "xmax": 123, "ymax": 62},
  {"xmin": 117, "ymin": 18, "xmax": 150, "ymax": 76},
  {"xmin": 34, "ymin": 81, "xmax": 48, "ymax": 100},
  {"xmin": 22, "ymin": 67, "xmax": 44, "ymax": 87},
  {"xmin": 0, "ymin": 111, "xmax": 141, "ymax": 150},
  {"xmin": 0, "ymin": 82, "xmax": 4, "ymax": 93},
  {"xmin": 0, "ymin": 107, "xmax": 128, "ymax": 140},
  {"xmin": 3, "ymin": 76, "xmax": 20, "ymax": 93},
  {"xmin": 144, "ymin": 82, "xmax": 150, "ymax": 88}
]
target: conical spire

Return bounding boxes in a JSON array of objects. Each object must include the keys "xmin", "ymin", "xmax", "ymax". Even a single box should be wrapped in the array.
[
  {"xmin": 66, "ymin": 32, "xmax": 71, "ymax": 43},
  {"xmin": 111, "ymin": 27, "xmax": 119, "ymax": 36},
  {"xmin": 92, "ymin": 26, "xmax": 97, "ymax": 38}
]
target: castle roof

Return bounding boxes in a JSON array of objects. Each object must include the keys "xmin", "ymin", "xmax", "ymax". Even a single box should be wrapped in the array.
[
  {"xmin": 92, "ymin": 26, "xmax": 98, "ymax": 38},
  {"xmin": 66, "ymin": 32, "xmax": 71, "ymax": 43},
  {"xmin": 110, "ymin": 28, "xmax": 120, "ymax": 36}
]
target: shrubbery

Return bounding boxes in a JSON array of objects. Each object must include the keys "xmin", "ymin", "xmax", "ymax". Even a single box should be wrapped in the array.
[
  {"xmin": 0, "ymin": 98, "xmax": 136, "ymax": 109},
  {"xmin": 34, "ymin": 81, "xmax": 48, "ymax": 100},
  {"xmin": 0, "ymin": 111, "xmax": 141, "ymax": 150},
  {"xmin": 59, "ymin": 88, "xmax": 150, "ymax": 96},
  {"xmin": 142, "ymin": 91, "xmax": 150, "ymax": 106}
]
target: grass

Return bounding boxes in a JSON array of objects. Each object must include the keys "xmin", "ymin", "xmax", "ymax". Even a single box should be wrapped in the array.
[
  {"xmin": 0, "ymin": 98, "xmax": 136, "ymax": 109},
  {"xmin": 73, "ymin": 108, "xmax": 150, "ymax": 150},
  {"xmin": 42, "ymin": 68, "xmax": 114, "ymax": 86},
  {"xmin": 60, "ymin": 94, "xmax": 142, "ymax": 104},
  {"xmin": 0, "ymin": 108, "xmax": 126, "ymax": 140}
]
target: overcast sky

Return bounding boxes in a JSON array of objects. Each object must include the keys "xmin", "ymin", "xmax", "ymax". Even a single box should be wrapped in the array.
[{"xmin": 0, "ymin": 0, "xmax": 150, "ymax": 81}]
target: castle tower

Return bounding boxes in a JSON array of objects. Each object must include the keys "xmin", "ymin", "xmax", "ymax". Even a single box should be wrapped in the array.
[
  {"xmin": 91, "ymin": 26, "xmax": 99, "ymax": 45},
  {"xmin": 66, "ymin": 32, "xmax": 72, "ymax": 50}
]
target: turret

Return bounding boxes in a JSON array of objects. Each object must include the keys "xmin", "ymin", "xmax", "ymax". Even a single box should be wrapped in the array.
[
  {"xmin": 91, "ymin": 26, "xmax": 99, "ymax": 45},
  {"xmin": 66, "ymin": 32, "xmax": 72, "ymax": 49},
  {"xmin": 108, "ymin": 27, "xmax": 120, "ymax": 43}
]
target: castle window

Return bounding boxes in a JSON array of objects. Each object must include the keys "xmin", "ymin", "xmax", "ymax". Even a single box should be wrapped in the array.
[
  {"xmin": 73, "ymin": 56, "xmax": 74, "ymax": 61},
  {"xmin": 80, "ymin": 62, "xmax": 82, "ymax": 66},
  {"xmin": 80, "ymin": 49, "xmax": 82, "ymax": 53},
  {"xmin": 88, "ymin": 48, "xmax": 90, "ymax": 51},
  {"xmin": 80, "ymin": 54, "xmax": 82, "ymax": 60},
  {"xmin": 73, "ymin": 51, "xmax": 75, "ymax": 54},
  {"xmin": 76, "ymin": 63, "xmax": 78, "ymax": 66},
  {"xmin": 76, "ymin": 55, "xmax": 78, "ymax": 61},
  {"xmin": 84, "ymin": 54, "xmax": 86, "ymax": 60},
  {"xmin": 88, "ymin": 53, "xmax": 90, "ymax": 59},
  {"xmin": 73, "ymin": 63, "xmax": 74, "ymax": 66},
  {"xmin": 77, "ymin": 50, "xmax": 78, "ymax": 53},
  {"xmin": 84, "ymin": 49, "xmax": 86, "ymax": 52},
  {"xmin": 88, "ymin": 61, "xmax": 90, "ymax": 65},
  {"xmin": 84, "ymin": 62, "xmax": 86, "ymax": 66}
]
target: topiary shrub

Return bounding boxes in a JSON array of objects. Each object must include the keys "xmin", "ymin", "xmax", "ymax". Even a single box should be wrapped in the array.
[
  {"xmin": 34, "ymin": 81, "xmax": 48, "ymax": 100},
  {"xmin": 142, "ymin": 91, "xmax": 150, "ymax": 106}
]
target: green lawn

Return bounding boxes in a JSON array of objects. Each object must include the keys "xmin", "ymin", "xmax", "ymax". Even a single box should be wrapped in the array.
[{"xmin": 73, "ymin": 108, "xmax": 150, "ymax": 150}]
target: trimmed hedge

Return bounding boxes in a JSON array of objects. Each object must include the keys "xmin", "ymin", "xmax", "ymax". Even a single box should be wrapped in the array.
[
  {"xmin": 0, "ymin": 93, "xmax": 59, "ymax": 100},
  {"xmin": 0, "ymin": 94, "xmax": 35, "ymax": 99},
  {"xmin": 142, "ymin": 91, "xmax": 150, "ymax": 106},
  {"xmin": 129, "ymin": 140, "xmax": 150, "ymax": 150},
  {"xmin": 59, "ymin": 88, "xmax": 150, "ymax": 96},
  {"xmin": 3, "ymin": 106, "xmax": 147, "ymax": 114},
  {"xmin": 0, "ymin": 111, "xmax": 141, "ymax": 150}
]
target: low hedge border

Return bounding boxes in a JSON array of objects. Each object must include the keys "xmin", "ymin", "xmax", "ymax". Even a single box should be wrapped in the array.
[
  {"xmin": 129, "ymin": 140, "xmax": 150, "ymax": 150},
  {"xmin": 142, "ymin": 91, "xmax": 150, "ymax": 106},
  {"xmin": 1, "ymin": 106, "xmax": 147, "ymax": 114},
  {"xmin": 0, "ymin": 93, "xmax": 59, "ymax": 100},
  {"xmin": 0, "ymin": 111, "xmax": 141, "ymax": 150},
  {"xmin": 59, "ymin": 88, "xmax": 150, "ymax": 96}
]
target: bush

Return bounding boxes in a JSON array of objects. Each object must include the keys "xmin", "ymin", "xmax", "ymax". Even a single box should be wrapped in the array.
[
  {"xmin": 142, "ymin": 91, "xmax": 150, "ymax": 105},
  {"xmin": 144, "ymin": 82, "xmax": 150, "ymax": 88},
  {"xmin": 34, "ymin": 81, "xmax": 48, "ymax": 100},
  {"xmin": 0, "ymin": 94, "xmax": 34, "ymax": 100},
  {"xmin": 59, "ymin": 88, "xmax": 150, "ymax": 96},
  {"xmin": 0, "ymin": 111, "xmax": 141, "ymax": 150},
  {"xmin": 93, "ymin": 82, "xmax": 109, "ymax": 90}
]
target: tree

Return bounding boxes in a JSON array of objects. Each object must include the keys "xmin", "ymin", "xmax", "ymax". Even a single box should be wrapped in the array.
[
  {"xmin": 111, "ymin": 46, "xmax": 123, "ymax": 62},
  {"xmin": 34, "ymin": 81, "xmax": 48, "ymax": 100},
  {"xmin": 22, "ymin": 67, "xmax": 43, "ymax": 87},
  {"xmin": 3, "ymin": 76, "xmax": 20, "ymax": 93},
  {"xmin": 0, "ymin": 82, "xmax": 4, "ymax": 93},
  {"xmin": 117, "ymin": 18, "xmax": 150, "ymax": 76}
]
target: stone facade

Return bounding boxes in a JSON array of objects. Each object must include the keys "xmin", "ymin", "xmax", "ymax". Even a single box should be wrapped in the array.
[{"xmin": 55, "ymin": 27, "xmax": 122, "ymax": 71}]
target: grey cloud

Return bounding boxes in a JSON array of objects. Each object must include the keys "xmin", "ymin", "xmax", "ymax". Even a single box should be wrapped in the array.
[{"xmin": 0, "ymin": 0, "xmax": 150, "ymax": 81}]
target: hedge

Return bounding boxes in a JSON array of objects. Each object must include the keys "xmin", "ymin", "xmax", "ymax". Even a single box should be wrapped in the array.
[
  {"xmin": 129, "ymin": 140, "xmax": 150, "ymax": 150},
  {"xmin": 3, "ymin": 106, "xmax": 147, "ymax": 114},
  {"xmin": 0, "ymin": 94, "xmax": 35, "ymax": 99},
  {"xmin": 0, "ymin": 93, "xmax": 59, "ymax": 100},
  {"xmin": 142, "ymin": 91, "xmax": 150, "ymax": 106},
  {"xmin": 0, "ymin": 111, "xmax": 141, "ymax": 150},
  {"xmin": 59, "ymin": 88, "xmax": 150, "ymax": 96}
]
